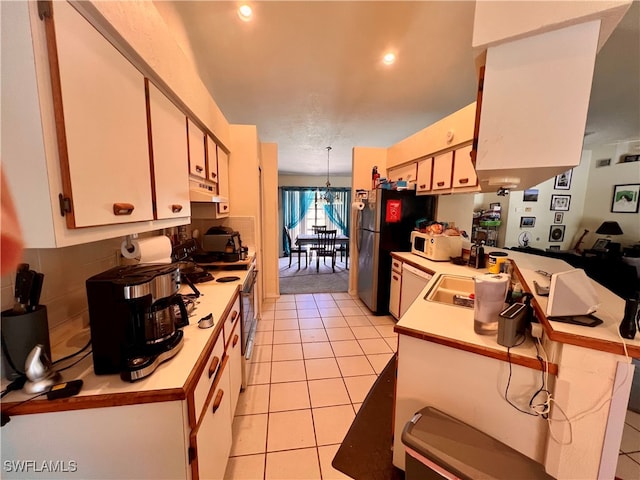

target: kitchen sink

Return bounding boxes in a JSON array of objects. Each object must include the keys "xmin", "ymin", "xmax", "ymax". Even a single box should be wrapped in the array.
[{"xmin": 425, "ymin": 274, "xmax": 475, "ymax": 308}]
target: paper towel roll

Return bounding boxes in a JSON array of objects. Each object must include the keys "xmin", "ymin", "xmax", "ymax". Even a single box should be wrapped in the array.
[
  {"xmin": 121, "ymin": 236, "xmax": 172, "ymax": 264},
  {"xmin": 352, "ymin": 201, "xmax": 365, "ymax": 211}
]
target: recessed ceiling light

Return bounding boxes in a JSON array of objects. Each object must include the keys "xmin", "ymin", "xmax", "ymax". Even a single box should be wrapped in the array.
[
  {"xmin": 238, "ymin": 4, "xmax": 252, "ymax": 22},
  {"xmin": 382, "ymin": 52, "xmax": 396, "ymax": 66}
]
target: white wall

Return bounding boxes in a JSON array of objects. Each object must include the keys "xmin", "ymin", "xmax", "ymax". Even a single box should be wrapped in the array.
[
  {"xmin": 581, "ymin": 141, "xmax": 640, "ymax": 247},
  {"xmin": 278, "ymin": 174, "xmax": 352, "ymax": 188}
]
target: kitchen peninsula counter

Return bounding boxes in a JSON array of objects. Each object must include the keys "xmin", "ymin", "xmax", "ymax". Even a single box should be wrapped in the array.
[
  {"xmin": 0, "ymin": 267, "xmax": 250, "ymax": 415},
  {"xmin": 390, "ymin": 248, "xmax": 637, "ymax": 479}
]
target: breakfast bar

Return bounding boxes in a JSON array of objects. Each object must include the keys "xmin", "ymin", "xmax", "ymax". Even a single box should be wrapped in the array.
[{"xmin": 391, "ymin": 249, "xmax": 639, "ymax": 479}]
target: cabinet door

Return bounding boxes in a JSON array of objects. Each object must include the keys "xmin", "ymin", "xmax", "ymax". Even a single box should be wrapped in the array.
[
  {"xmin": 416, "ymin": 157, "xmax": 433, "ymax": 193},
  {"xmin": 388, "ymin": 163, "xmax": 417, "ymax": 183},
  {"xmin": 206, "ymin": 136, "xmax": 219, "ymax": 185},
  {"xmin": 191, "ymin": 361, "xmax": 232, "ymax": 480},
  {"xmin": 50, "ymin": 1, "xmax": 152, "ymax": 228},
  {"xmin": 147, "ymin": 81, "xmax": 191, "ymax": 220},
  {"xmin": 389, "ymin": 267, "xmax": 402, "ymax": 320},
  {"xmin": 188, "ymin": 119, "xmax": 206, "ymax": 179},
  {"xmin": 229, "ymin": 326, "xmax": 243, "ymax": 417},
  {"xmin": 217, "ymin": 147, "xmax": 231, "ymax": 216},
  {"xmin": 432, "ymin": 152, "xmax": 453, "ymax": 191},
  {"xmin": 452, "ymin": 145, "xmax": 478, "ymax": 189}
]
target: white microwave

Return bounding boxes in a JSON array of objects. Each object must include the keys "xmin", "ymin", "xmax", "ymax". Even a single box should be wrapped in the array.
[{"xmin": 411, "ymin": 231, "xmax": 462, "ymax": 261}]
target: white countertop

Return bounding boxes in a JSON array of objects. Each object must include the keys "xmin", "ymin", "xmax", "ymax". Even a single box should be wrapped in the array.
[
  {"xmin": 393, "ymin": 248, "xmax": 639, "ymax": 359},
  {"xmin": 1, "ymin": 266, "xmax": 251, "ymax": 409}
]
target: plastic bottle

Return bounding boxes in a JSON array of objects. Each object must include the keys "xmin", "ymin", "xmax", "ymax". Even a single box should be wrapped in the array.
[
  {"xmin": 372, "ymin": 166, "xmax": 379, "ymax": 189},
  {"xmin": 477, "ymin": 242, "xmax": 486, "ymax": 268}
]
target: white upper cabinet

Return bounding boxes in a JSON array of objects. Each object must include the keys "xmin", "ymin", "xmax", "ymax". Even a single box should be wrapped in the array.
[
  {"xmin": 416, "ymin": 157, "xmax": 433, "ymax": 193},
  {"xmin": 206, "ymin": 136, "xmax": 219, "ymax": 184},
  {"xmin": 432, "ymin": 152, "xmax": 453, "ymax": 191},
  {"xmin": 51, "ymin": 0, "xmax": 152, "ymax": 227},
  {"xmin": 188, "ymin": 118, "xmax": 206, "ymax": 180},
  {"xmin": 217, "ymin": 147, "xmax": 231, "ymax": 216},
  {"xmin": 147, "ymin": 81, "xmax": 191, "ymax": 220},
  {"xmin": 452, "ymin": 145, "xmax": 479, "ymax": 191},
  {"xmin": 388, "ymin": 163, "xmax": 418, "ymax": 184}
]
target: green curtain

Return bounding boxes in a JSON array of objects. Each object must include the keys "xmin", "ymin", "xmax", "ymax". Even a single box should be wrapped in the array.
[
  {"xmin": 323, "ymin": 189, "xmax": 351, "ymax": 236},
  {"xmin": 282, "ymin": 188, "xmax": 314, "ymax": 254}
]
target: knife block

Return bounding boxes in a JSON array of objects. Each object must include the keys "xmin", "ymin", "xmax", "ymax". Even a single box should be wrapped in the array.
[{"xmin": 1, "ymin": 305, "xmax": 51, "ymax": 380}]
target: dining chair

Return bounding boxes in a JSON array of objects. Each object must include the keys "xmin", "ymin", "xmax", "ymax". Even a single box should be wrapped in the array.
[
  {"xmin": 284, "ymin": 227, "xmax": 307, "ymax": 269},
  {"xmin": 310, "ymin": 225, "xmax": 326, "ymax": 261},
  {"xmin": 316, "ymin": 229, "xmax": 337, "ymax": 272}
]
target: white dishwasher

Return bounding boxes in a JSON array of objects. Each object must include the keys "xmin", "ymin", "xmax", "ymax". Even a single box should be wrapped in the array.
[{"xmin": 400, "ymin": 263, "xmax": 433, "ymax": 317}]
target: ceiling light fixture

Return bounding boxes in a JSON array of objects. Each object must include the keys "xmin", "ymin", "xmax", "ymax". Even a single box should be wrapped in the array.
[
  {"xmin": 382, "ymin": 52, "xmax": 396, "ymax": 66},
  {"xmin": 321, "ymin": 146, "xmax": 334, "ymax": 204},
  {"xmin": 238, "ymin": 4, "xmax": 252, "ymax": 21}
]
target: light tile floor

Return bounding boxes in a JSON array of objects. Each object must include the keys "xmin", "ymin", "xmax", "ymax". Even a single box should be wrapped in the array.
[
  {"xmin": 224, "ymin": 293, "xmax": 396, "ymax": 480},
  {"xmin": 222, "ymin": 292, "xmax": 640, "ymax": 480}
]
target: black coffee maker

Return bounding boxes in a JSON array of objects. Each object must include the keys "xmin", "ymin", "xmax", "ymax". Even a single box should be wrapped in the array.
[{"xmin": 86, "ymin": 264, "xmax": 187, "ymax": 381}]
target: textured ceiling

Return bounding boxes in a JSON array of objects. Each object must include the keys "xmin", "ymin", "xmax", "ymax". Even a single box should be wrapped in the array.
[{"xmin": 155, "ymin": 1, "xmax": 639, "ymax": 176}]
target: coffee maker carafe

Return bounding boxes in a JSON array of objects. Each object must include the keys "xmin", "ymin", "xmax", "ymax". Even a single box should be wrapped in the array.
[{"xmin": 86, "ymin": 264, "xmax": 186, "ymax": 381}]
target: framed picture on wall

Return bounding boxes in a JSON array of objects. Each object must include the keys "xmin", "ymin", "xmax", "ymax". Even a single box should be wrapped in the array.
[
  {"xmin": 611, "ymin": 184, "xmax": 640, "ymax": 213},
  {"xmin": 550, "ymin": 194, "xmax": 571, "ymax": 211},
  {"xmin": 519, "ymin": 216, "xmax": 536, "ymax": 228},
  {"xmin": 523, "ymin": 189, "xmax": 539, "ymax": 202},
  {"xmin": 553, "ymin": 212, "xmax": 563, "ymax": 224},
  {"xmin": 549, "ymin": 225, "xmax": 565, "ymax": 242},
  {"xmin": 554, "ymin": 169, "xmax": 573, "ymax": 190}
]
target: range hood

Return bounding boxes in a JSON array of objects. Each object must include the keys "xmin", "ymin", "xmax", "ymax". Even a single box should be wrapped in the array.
[{"xmin": 189, "ymin": 179, "xmax": 227, "ymax": 203}]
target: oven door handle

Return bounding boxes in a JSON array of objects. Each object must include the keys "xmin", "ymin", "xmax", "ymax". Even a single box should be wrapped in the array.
[{"xmin": 242, "ymin": 269, "xmax": 258, "ymax": 294}]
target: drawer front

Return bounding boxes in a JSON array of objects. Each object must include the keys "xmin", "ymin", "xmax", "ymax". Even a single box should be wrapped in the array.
[
  {"xmin": 193, "ymin": 331, "xmax": 225, "ymax": 421},
  {"xmin": 391, "ymin": 259, "xmax": 403, "ymax": 273},
  {"xmin": 224, "ymin": 297, "xmax": 241, "ymax": 348}
]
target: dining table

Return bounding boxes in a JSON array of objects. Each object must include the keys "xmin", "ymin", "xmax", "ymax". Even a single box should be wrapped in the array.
[{"xmin": 295, "ymin": 233, "xmax": 350, "ymax": 269}]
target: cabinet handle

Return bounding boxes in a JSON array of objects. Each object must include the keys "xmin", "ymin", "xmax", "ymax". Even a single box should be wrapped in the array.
[
  {"xmin": 171, "ymin": 204, "xmax": 183, "ymax": 213},
  {"xmin": 210, "ymin": 172, "xmax": 217, "ymax": 179},
  {"xmin": 458, "ymin": 178, "xmax": 469, "ymax": 184},
  {"xmin": 393, "ymin": 275, "xmax": 399, "ymax": 281},
  {"xmin": 232, "ymin": 334, "xmax": 239, "ymax": 347},
  {"xmin": 419, "ymin": 184, "xmax": 426, "ymax": 189},
  {"xmin": 231, "ymin": 310, "xmax": 239, "ymax": 322},
  {"xmin": 211, "ymin": 389, "xmax": 224, "ymax": 414},
  {"xmin": 436, "ymin": 181, "xmax": 445, "ymax": 187},
  {"xmin": 222, "ymin": 205, "xmax": 228, "ymax": 211},
  {"xmin": 113, "ymin": 203, "xmax": 134, "ymax": 215},
  {"xmin": 208, "ymin": 356, "xmax": 220, "ymax": 379},
  {"xmin": 195, "ymin": 165, "xmax": 204, "ymax": 173}
]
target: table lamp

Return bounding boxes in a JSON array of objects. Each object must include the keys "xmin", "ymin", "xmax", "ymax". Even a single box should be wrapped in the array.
[{"xmin": 595, "ymin": 221, "xmax": 623, "ymax": 253}]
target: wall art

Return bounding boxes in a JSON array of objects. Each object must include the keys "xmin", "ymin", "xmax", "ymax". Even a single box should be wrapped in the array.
[
  {"xmin": 611, "ymin": 184, "xmax": 640, "ymax": 213},
  {"xmin": 554, "ymin": 169, "xmax": 572, "ymax": 190},
  {"xmin": 550, "ymin": 194, "xmax": 571, "ymax": 211},
  {"xmin": 553, "ymin": 212, "xmax": 563, "ymax": 224},
  {"xmin": 519, "ymin": 216, "xmax": 535, "ymax": 228},
  {"xmin": 549, "ymin": 225, "xmax": 565, "ymax": 242},
  {"xmin": 523, "ymin": 189, "xmax": 539, "ymax": 202}
]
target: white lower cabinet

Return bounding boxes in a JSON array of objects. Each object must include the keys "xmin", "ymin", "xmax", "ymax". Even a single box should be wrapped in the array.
[
  {"xmin": 190, "ymin": 359, "xmax": 232, "ymax": 480},
  {"xmin": 228, "ymin": 328, "xmax": 243, "ymax": 418},
  {"xmin": 389, "ymin": 259, "xmax": 402, "ymax": 319}
]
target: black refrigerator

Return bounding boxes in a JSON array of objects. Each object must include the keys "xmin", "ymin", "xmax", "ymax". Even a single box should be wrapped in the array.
[{"xmin": 356, "ymin": 189, "xmax": 436, "ymax": 315}]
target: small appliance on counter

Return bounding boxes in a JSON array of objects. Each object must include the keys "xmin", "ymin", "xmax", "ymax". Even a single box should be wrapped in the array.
[
  {"xmin": 200, "ymin": 226, "xmax": 243, "ymax": 262},
  {"xmin": 473, "ymin": 274, "xmax": 510, "ymax": 335},
  {"xmin": 86, "ymin": 264, "xmax": 187, "ymax": 382},
  {"xmin": 411, "ymin": 231, "xmax": 462, "ymax": 262}
]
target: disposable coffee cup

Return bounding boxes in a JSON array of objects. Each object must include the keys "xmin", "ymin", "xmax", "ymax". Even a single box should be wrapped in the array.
[{"xmin": 1, "ymin": 305, "xmax": 51, "ymax": 380}]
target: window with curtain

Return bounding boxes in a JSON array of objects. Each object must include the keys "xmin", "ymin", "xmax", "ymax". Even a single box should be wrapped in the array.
[{"xmin": 281, "ymin": 187, "xmax": 351, "ymax": 254}]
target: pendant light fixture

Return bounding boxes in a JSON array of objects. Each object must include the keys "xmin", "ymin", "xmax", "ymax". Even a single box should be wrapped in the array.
[{"xmin": 321, "ymin": 146, "xmax": 334, "ymax": 204}]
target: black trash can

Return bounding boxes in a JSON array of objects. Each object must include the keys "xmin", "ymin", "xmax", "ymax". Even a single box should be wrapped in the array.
[{"xmin": 401, "ymin": 406, "xmax": 554, "ymax": 480}]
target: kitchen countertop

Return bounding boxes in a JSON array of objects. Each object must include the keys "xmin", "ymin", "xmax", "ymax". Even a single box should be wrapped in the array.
[
  {"xmin": 392, "ymin": 248, "xmax": 639, "ymax": 360},
  {"xmin": 0, "ymin": 265, "xmax": 252, "ymax": 415}
]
